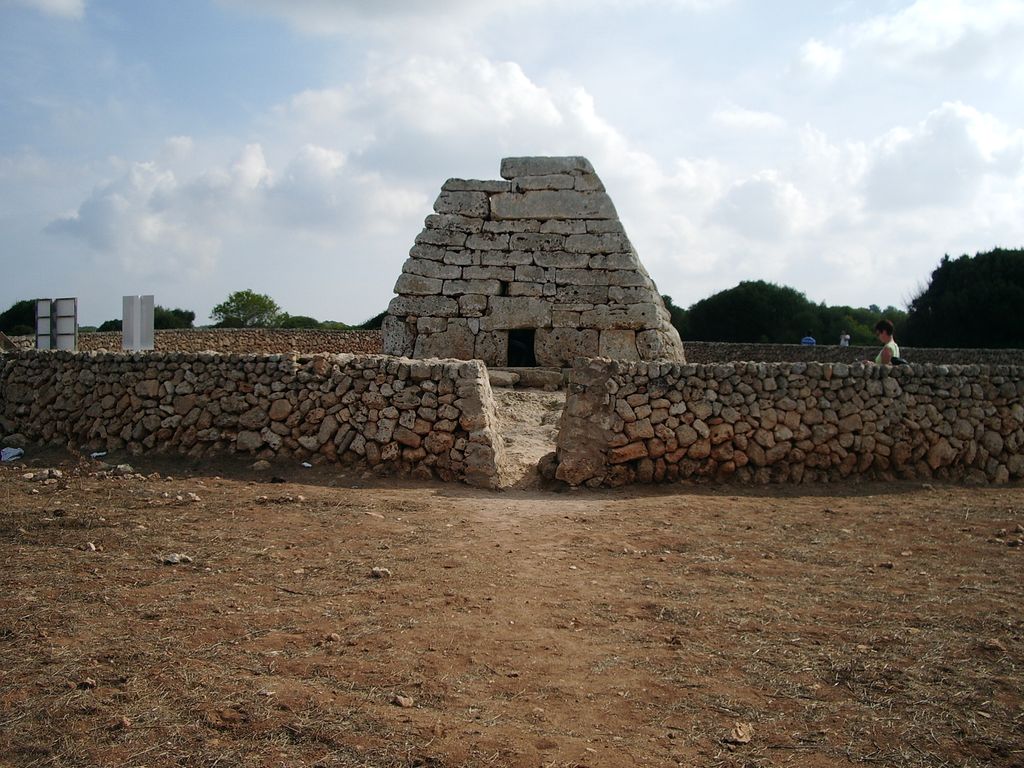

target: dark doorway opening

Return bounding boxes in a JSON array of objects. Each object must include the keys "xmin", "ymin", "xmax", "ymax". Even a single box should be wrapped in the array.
[{"xmin": 507, "ymin": 329, "xmax": 537, "ymax": 367}]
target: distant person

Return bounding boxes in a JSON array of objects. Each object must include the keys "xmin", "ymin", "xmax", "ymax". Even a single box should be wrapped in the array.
[
  {"xmin": 868, "ymin": 319, "xmax": 900, "ymax": 365},
  {"xmin": 800, "ymin": 331, "xmax": 816, "ymax": 345},
  {"xmin": 839, "ymin": 330, "xmax": 850, "ymax": 347}
]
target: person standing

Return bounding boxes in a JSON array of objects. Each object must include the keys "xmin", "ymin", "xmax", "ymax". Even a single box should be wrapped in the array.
[
  {"xmin": 839, "ymin": 330, "xmax": 850, "ymax": 347},
  {"xmin": 869, "ymin": 319, "xmax": 899, "ymax": 364}
]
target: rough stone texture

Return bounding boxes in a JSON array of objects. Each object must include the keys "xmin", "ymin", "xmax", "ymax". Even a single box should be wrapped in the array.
[
  {"xmin": 384, "ymin": 157, "xmax": 684, "ymax": 367},
  {"xmin": 6, "ymin": 329, "xmax": 385, "ymax": 355},
  {"xmin": 0, "ymin": 350, "xmax": 504, "ymax": 489},
  {"xmin": 684, "ymin": 341, "xmax": 1024, "ymax": 367},
  {"xmin": 555, "ymin": 358, "xmax": 1024, "ymax": 487}
]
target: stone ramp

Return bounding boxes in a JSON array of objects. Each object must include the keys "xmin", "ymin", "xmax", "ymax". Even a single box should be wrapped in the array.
[{"xmin": 490, "ymin": 387, "xmax": 565, "ymax": 489}]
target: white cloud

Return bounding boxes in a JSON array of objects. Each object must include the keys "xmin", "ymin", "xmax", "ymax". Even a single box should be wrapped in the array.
[
  {"xmin": 708, "ymin": 171, "xmax": 809, "ymax": 241},
  {"xmin": 711, "ymin": 104, "xmax": 787, "ymax": 131},
  {"xmin": 863, "ymin": 101, "xmax": 1024, "ymax": 210},
  {"xmin": 850, "ymin": 0, "xmax": 1024, "ymax": 73},
  {"xmin": 796, "ymin": 38, "xmax": 843, "ymax": 80},
  {"xmin": 6, "ymin": 0, "xmax": 84, "ymax": 19}
]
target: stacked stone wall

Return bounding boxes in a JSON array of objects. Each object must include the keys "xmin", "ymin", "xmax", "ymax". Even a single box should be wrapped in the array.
[
  {"xmin": 684, "ymin": 341, "xmax": 1024, "ymax": 367},
  {"xmin": 555, "ymin": 358, "xmax": 1024, "ymax": 486},
  {"xmin": 7, "ymin": 329, "xmax": 383, "ymax": 354},
  {"xmin": 0, "ymin": 351, "xmax": 502, "ymax": 488}
]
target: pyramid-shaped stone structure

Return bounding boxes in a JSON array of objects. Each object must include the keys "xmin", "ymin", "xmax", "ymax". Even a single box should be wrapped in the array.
[{"xmin": 382, "ymin": 156, "xmax": 684, "ymax": 367}]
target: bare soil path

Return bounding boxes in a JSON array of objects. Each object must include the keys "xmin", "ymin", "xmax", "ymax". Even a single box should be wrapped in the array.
[
  {"xmin": 1, "ymin": 451, "xmax": 1022, "ymax": 767},
  {"xmin": 491, "ymin": 388, "xmax": 565, "ymax": 489}
]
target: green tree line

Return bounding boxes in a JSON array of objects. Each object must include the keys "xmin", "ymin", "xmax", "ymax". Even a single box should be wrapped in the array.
[{"xmin": 3, "ymin": 249, "xmax": 1023, "ymax": 347}]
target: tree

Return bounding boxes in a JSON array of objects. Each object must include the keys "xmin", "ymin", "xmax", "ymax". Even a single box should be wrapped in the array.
[
  {"xmin": 210, "ymin": 290, "xmax": 282, "ymax": 328},
  {"xmin": 354, "ymin": 311, "xmax": 387, "ymax": 330},
  {"xmin": 685, "ymin": 281, "xmax": 820, "ymax": 343},
  {"xmin": 154, "ymin": 306, "xmax": 195, "ymax": 329},
  {"xmin": 279, "ymin": 314, "xmax": 321, "ymax": 329},
  {"xmin": 97, "ymin": 319, "xmax": 122, "ymax": 332},
  {"xmin": 903, "ymin": 248, "xmax": 1024, "ymax": 348},
  {"xmin": 0, "ymin": 299, "xmax": 36, "ymax": 335}
]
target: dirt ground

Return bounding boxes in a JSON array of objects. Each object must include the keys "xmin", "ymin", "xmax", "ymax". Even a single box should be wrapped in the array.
[{"xmin": 1, "ymin": 446, "xmax": 1023, "ymax": 767}]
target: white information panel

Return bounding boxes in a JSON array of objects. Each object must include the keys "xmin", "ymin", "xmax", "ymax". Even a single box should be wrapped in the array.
[
  {"xmin": 123, "ymin": 294, "xmax": 155, "ymax": 351},
  {"xmin": 35, "ymin": 297, "xmax": 78, "ymax": 350}
]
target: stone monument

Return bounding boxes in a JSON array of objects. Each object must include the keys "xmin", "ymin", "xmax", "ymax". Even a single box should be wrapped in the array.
[{"xmin": 382, "ymin": 156, "xmax": 685, "ymax": 367}]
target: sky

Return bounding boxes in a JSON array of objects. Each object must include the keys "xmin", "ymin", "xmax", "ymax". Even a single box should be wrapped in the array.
[{"xmin": 1, "ymin": 0, "xmax": 1023, "ymax": 327}]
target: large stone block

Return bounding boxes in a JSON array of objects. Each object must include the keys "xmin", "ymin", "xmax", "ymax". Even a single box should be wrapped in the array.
[
  {"xmin": 535, "ymin": 328, "xmax": 599, "ymax": 367},
  {"xmin": 475, "ymin": 330, "xmax": 508, "ymax": 366},
  {"xmin": 599, "ymin": 330, "xmax": 639, "ymax": 360},
  {"xmin": 565, "ymin": 233, "xmax": 632, "ymax": 254},
  {"xmin": 388, "ymin": 295, "xmax": 459, "ymax": 318},
  {"xmin": 433, "ymin": 190, "xmax": 489, "ymax": 217},
  {"xmin": 500, "ymin": 156, "xmax": 595, "ymax": 179},
  {"xmin": 514, "ymin": 173, "xmax": 575, "ymax": 191},
  {"xmin": 441, "ymin": 178, "xmax": 511, "ymax": 193},
  {"xmin": 403, "ymin": 258, "xmax": 463, "ymax": 280},
  {"xmin": 490, "ymin": 190, "xmax": 617, "ymax": 221},
  {"xmin": 414, "ymin": 320, "xmax": 475, "ymax": 360},
  {"xmin": 442, "ymin": 279, "xmax": 503, "ymax": 296},
  {"xmin": 580, "ymin": 303, "xmax": 661, "ymax": 330},
  {"xmin": 394, "ymin": 273, "xmax": 444, "ymax": 295},
  {"xmin": 381, "ymin": 315, "xmax": 415, "ymax": 356},
  {"xmin": 481, "ymin": 297, "xmax": 552, "ymax": 330},
  {"xmin": 510, "ymin": 232, "xmax": 566, "ymax": 251}
]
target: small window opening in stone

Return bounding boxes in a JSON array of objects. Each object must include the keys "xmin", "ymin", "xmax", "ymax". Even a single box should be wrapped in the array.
[
  {"xmin": 507, "ymin": 329, "xmax": 537, "ymax": 367},
  {"xmin": 498, "ymin": 281, "xmax": 509, "ymax": 296}
]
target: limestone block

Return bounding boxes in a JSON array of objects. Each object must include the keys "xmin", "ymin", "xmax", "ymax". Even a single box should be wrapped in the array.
[
  {"xmin": 565, "ymin": 234, "xmax": 631, "ymax": 254},
  {"xmin": 416, "ymin": 317, "xmax": 447, "ymax": 333},
  {"xmin": 534, "ymin": 251, "xmax": 590, "ymax": 269},
  {"xmin": 586, "ymin": 220, "xmax": 625, "ymax": 234},
  {"xmin": 552, "ymin": 310, "xmax": 581, "ymax": 328},
  {"xmin": 415, "ymin": 229, "xmax": 467, "ymax": 247},
  {"xmin": 600, "ymin": 330, "xmax": 639, "ymax": 360},
  {"xmin": 381, "ymin": 315, "xmax": 415, "ymax": 355},
  {"xmin": 395, "ymin": 273, "xmax": 444, "ymax": 296},
  {"xmin": 556, "ymin": 285, "xmax": 609, "ymax": 305},
  {"xmin": 466, "ymin": 232, "xmax": 510, "ymax": 250},
  {"xmin": 580, "ymin": 303, "xmax": 661, "ymax": 331},
  {"xmin": 433, "ymin": 190, "xmax": 489, "ymax": 217},
  {"xmin": 509, "ymin": 282, "xmax": 543, "ymax": 297},
  {"xmin": 589, "ymin": 252, "xmax": 640, "ymax": 270},
  {"xmin": 458, "ymin": 294, "xmax": 489, "ymax": 316},
  {"xmin": 481, "ymin": 297, "xmax": 552, "ymax": 330},
  {"xmin": 443, "ymin": 250, "xmax": 478, "ymax": 266},
  {"xmin": 482, "ymin": 250, "xmax": 536, "ymax": 267},
  {"xmin": 536, "ymin": 328, "xmax": 599, "ymax": 367},
  {"xmin": 441, "ymin": 178, "xmax": 511, "ymax": 193},
  {"xmin": 388, "ymin": 295, "xmax": 459, "ymax": 318},
  {"xmin": 442, "ymin": 279, "xmax": 503, "ymax": 296},
  {"xmin": 540, "ymin": 219, "xmax": 588, "ymax": 234},
  {"xmin": 475, "ymin": 331, "xmax": 507, "ymax": 365},
  {"xmin": 490, "ymin": 190, "xmax": 617, "ymax": 221},
  {"xmin": 575, "ymin": 173, "xmax": 605, "ymax": 192},
  {"xmin": 553, "ymin": 268, "xmax": 606, "ymax": 286},
  {"xmin": 500, "ymin": 156, "xmax": 595, "ymax": 178},
  {"xmin": 403, "ymin": 258, "xmax": 462, "ymax": 280},
  {"xmin": 510, "ymin": 233, "xmax": 567, "ymax": 251},
  {"xmin": 606, "ymin": 270, "xmax": 652, "ymax": 287},
  {"xmin": 414, "ymin": 321, "xmax": 475, "ymax": 360},
  {"xmin": 483, "ymin": 219, "xmax": 540, "ymax": 233},
  {"xmin": 514, "ymin": 173, "xmax": 575, "ymax": 191},
  {"xmin": 424, "ymin": 213, "xmax": 484, "ymax": 233},
  {"xmin": 515, "ymin": 265, "xmax": 545, "ymax": 282},
  {"xmin": 464, "ymin": 265, "xmax": 515, "ymax": 281},
  {"xmin": 409, "ymin": 243, "xmax": 445, "ymax": 261}
]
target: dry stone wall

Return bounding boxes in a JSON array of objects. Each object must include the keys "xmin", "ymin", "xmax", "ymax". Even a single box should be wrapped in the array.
[
  {"xmin": 555, "ymin": 358, "xmax": 1024, "ymax": 486},
  {"xmin": 383, "ymin": 156, "xmax": 684, "ymax": 367},
  {"xmin": 0, "ymin": 351, "xmax": 503, "ymax": 488},
  {"xmin": 685, "ymin": 341, "xmax": 1024, "ymax": 367}
]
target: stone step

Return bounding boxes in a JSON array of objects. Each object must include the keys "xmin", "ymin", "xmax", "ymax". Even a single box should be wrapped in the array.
[{"xmin": 487, "ymin": 367, "xmax": 566, "ymax": 391}]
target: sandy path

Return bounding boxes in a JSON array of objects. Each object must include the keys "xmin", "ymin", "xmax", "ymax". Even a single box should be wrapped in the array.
[{"xmin": 490, "ymin": 388, "xmax": 566, "ymax": 489}]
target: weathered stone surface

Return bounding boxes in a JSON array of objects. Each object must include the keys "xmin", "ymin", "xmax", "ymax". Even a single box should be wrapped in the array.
[
  {"xmin": 500, "ymin": 156, "xmax": 594, "ymax": 179},
  {"xmin": 599, "ymin": 330, "xmax": 639, "ymax": 360},
  {"xmin": 490, "ymin": 190, "xmax": 617, "ymax": 221},
  {"xmin": 385, "ymin": 157, "xmax": 683, "ymax": 367}
]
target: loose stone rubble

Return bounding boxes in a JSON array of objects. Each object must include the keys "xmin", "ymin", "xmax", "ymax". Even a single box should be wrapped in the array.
[
  {"xmin": 0, "ymin": 351, "xmax": 504, "ymax": 488},
  {"xmin": 383, "ymin": 156, "xmax": 684, "ymax": 367},
  {"xmin": 555, "ymin": 358, "xmax": 1024, "ymax": 486}
]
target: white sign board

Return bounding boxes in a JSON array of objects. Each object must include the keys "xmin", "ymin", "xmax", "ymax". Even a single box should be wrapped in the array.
[
  {"xmin": 123, "ymin": 295, "xmax": 155, "ymax": 351},
  {"xmin": 35, "ymin": 297, "xmax": 78, "ymax": 350}
]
